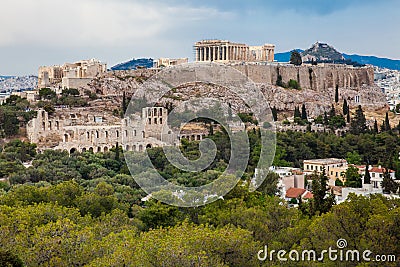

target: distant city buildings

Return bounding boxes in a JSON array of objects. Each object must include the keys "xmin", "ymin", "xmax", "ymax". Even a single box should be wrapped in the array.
[{"xmin": 374, "ymin": 67, "xmax": 400, "ymax": 111}]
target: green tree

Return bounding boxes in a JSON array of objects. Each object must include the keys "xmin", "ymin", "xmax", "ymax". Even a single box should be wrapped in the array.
[
  {"xmin": 301, "ymin": 104, "xmax": 307, "ymax": 120},
  {"xmin": 300, "ymin": 169, "xmax": 335, "ymax": 217},
  {"xmin": 349, "ymin": 105, "xmax": 367, "ymax": 134},
  {"xmin": 373, "ymin": 119, "xmax": 379, "ymax": 134},
  {"xmin": 39, "ymin": 88, "xmax": 56, "ymax": 100},
  {"xmin": 344, "ymin": 165, "xmax": 362, "ymax": 188},
  {"xmin": 384, "ymin": 112, "xmax": 391, "ymax": 132},
  {"xmin": 342, "ymin": 99, "xmax": 348, "ymax": 115},
  {"xmin": 346, "ymin": 151, "xmax": 361, "ymax": 165},
  {"xmin": 364, "ymin": 164, "xmax": 371, "ymax": 184},
  {"xmin": 335, "ymin": 84, "xmax": 339, "ymax": 103},
  {"xmin": 289, "ymin": 50, "xmax": 302, "ymax": 66},
  {"xmin": 271, "ymin": 106, "xmax": 278, "ymax": 121},
  {"xmin": 294, "ymin": 106, "xmax": 301, "ymax": 119},
  {"xmin": 381, "ymin": 170, "xmax": 398, "ymax": 194}
]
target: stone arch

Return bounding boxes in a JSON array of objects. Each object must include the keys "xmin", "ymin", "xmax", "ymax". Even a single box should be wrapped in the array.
[
  {"xmin": 82, "ymin": 148, "xmax": 87, "ymax": 153},
  {"xmin": 139, "ymin": 145, "xmax": 143, "ymax": 152},
  {"xmin": 105, "ymin": 131, "xmax": 108, "ymax": 138},
  {"xmin": 160, "ymin": 118, "xmax": 163, "ymax": 124},
  {"xmin": 96, "ymin": 131, "xmax": 99, "ymax": 138},
  {"xmin": 104, "ymin": 146, "xmax": 109, "ymax": 152},
  {"xmin": 146, "ymin": 144, "xmax": 152, "ymax": 149},
  {"xmin": 134, "ymin": 130, "xmax": 137, "ymax": 136},
  {"xmin": 97, "ymin": 147, "xmax": 102, "ymax": 153},
  {"xmin": 70, "ymin": 148, "xmax": 77, "ymax": 154},
  {"xmin": 133, "ymin": 145, "xmax": 137, "ymax": 151},
  {"xmin": 64, "ymin": 134, "xmax": 69, "ymax": 142},
  {"xmin": 89, "ymin": 147, "xmax": 94, "ymax": 153}
]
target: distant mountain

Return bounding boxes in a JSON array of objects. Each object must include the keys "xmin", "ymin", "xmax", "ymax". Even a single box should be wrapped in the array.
[
  {"xmin": 301, "ymin": 42, "xmax": 345, "ymax": 62},
  {"xmin": 111, "ymin": 58, "xmax": 154, "ymax": 70},
  {"xmin": 275, "ymin": 43, "xmax": 400, "ymax": 70},
  {"xmin": 342, "ymin": 54, "xmax": 400, "ymax": 70}
]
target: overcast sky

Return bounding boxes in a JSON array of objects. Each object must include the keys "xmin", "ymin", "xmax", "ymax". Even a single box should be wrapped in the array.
[{"xmin": 1, "ymin": 0, "xmax": 399, "ymax": 75}]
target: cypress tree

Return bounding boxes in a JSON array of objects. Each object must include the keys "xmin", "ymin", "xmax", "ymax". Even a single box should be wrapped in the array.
[
  {"xmin": 294, "ymin": 106, "xmax": 301, "ymax": 118},
  {"xmin": 373, "ymin": 119, "xmax": 379, "ymax": 134},
  {"xmin": 385, "ymin": 112, "xmax": 391, "ymax": 131},
  {"xmin": 343, "ymin": 99, "xmax": 348, "ymax": 115},
  {"xmin": 335, "ymin": 85, "xmax": 339, "ymax": 103},
  {"xmin": 115, "ymin": 142, "xmax": 120, "ymax": 161},
  {"xmin": 271, "ymin": 106, "xmax": 278, "ymax": 121},
  {"xmin": 364, "ymin": 164, "xmax": 371, "ymax": 184},
  {"xmin": 301, "ymin": 104, "xmax": 307, "ymax": 120},
  {"xmin": 121, "ymin": 91, "xmax": 127, "ymax": 117},
  {"xmin": 346, "ymin": 110, "xmax": 350, "ymax": 123},
  {"xmin": 324, "ymin": 111, "xmax": 329, "ymax": 125},
  {"xmin": 329, "ymin": 104, "xmax": 336, "ymax": 118}
]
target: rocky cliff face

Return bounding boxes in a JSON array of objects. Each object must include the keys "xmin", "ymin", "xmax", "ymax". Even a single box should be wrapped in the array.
[
  {"xmin": 301, "ymin": 42, "xmax": 345, "ymax": 62},
  {"xmin": 85, "ymin": 64, "xmax": 387, "ymax": 118}
]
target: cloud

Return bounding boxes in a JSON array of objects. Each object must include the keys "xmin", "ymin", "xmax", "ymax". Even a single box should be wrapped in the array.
[{"xmin": 0, "ymin": 0, "xmax": 233, "ymax": 47}]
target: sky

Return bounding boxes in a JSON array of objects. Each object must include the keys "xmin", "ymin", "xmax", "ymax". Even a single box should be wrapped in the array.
[{"xmin": 1, "ymin": 0, "xmax": 399, "ymax": 75}]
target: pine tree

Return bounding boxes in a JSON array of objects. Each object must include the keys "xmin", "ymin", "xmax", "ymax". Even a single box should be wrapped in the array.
[
  {"xmin": 290, "ymin": 50, "xmax": 302, "ymax": 66},
  {"xmin": 349, "ymin": 105, "xmax": 367, "ymax": 134},
  {"xmin": 335, "ymin": 85, "xmax": 339, "ymax": 103},
  {"xmin": 301, "ymin": 104, "xmax": 307, "ymax": 120},
  {"xmin": 342, "ymin": 99, "xmax": 348, "ymax": 115}
]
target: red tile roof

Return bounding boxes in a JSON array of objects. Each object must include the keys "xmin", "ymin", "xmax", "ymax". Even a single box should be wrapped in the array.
[
  {"xmin": 285, "ymin": 188, "xmax": 306, "ymax": 198},
  {"xmin": 369, "ymin": 167, "xmax": 395, "ymax": 173},
  {"xmin": 303, "ymin": 191, "xmax": 314, "ymax": 199}
]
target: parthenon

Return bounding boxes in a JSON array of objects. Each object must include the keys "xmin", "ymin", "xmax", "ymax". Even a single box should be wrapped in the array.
[{"xmin": 194, "ymin": 40, "xmax": 275, "ymax": 62}]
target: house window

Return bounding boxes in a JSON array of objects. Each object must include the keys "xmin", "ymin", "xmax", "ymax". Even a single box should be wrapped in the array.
[{"xmin": 306, "ymin": 165, "xmax": 309, "ymax": 170}]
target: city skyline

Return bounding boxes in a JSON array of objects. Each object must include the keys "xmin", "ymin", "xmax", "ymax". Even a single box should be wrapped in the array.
[{"xmin": 1, "ymin": 0, "xmax": 399, "ymax": 75}]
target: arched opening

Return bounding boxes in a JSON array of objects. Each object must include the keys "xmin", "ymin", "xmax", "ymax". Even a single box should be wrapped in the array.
[
  {"xmin": 116, "ymin": 131, "xmax": 119, "ymax": 138},
  {"xmin": 191, "ymin": 135, "xmax": 195, "ymax": 141},
  {"xmin": 126, "ymin": 145, "xmax": 130, "ymax": 151},
  {"xmin": 197, "ymin": 135, "xmax": 201, "ymax": 140},
  {"xmin": 105, "ymin": 131, "xmax": 108, "ymax": 138},
  {"xmin": 70, "ymin": 148, "xmax": 77, "ymax": 154},
  {"xmin": 97, "ymin": 147, "xmax": 101, "ymax": 153},
  {"xmin": 134, "ymin": 130, "xmax": 137, "ymax": 136},
  {"xmin": 96, "ymin": 131, "xmax": 99, "ymax": 138},
  {"xmin": 42, "ymin": 122, "xmax": 46, "ymax": 130},
  {"xmin": 133, "ymin": 145, "xmax": 137, "ymax": 151},
  {"xmin": 104, "ymin": 147, "xmax": 109, "ymax": 152},
  {"xmin": 139, "ymin": 145, "xmax": 143, "ymax": 152},
  {"xmin": 146, "ymin": 144, "xmax": 152, "ymax": 149},
  {"xmin": 160, "ymin": 118, "xmax": 163, "ymax": 124},
  {"xmin": 148, "ymin": 118, "xmax": 152, "ymax": 124},
  {"xmin": 64, "ymin": 134, "xmax": 69, "ymax": 142},
  {"xmin": 55, "ymin": 121, "xmax": 59, "ymax": 130},
  {"xmin": 82, "ymin": 148, "xmax": 87, "ymax": 153},
  {"xmin": 125, "ymin": 130, "xmax": 128, "ymax": 137},
  {"xmin": 89, "ymin": 147, "xmax": 94, "ymax": 153},
  {"xmin": 48, "ymin": 121, "xmax": 52, "ymax": 130},
  {"xmin": 142, "ymin": 131, "xmax": 145, "ymax": 138},
  {"xmin": 87, "ymin": 132, "xmax": 90, "ymax": 140},
  {"xmin": 154, "ymin": 118, "xmax": 157, "ymax": 124}
]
